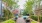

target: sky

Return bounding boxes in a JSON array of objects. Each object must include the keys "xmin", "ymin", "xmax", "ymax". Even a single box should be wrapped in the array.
[{"xmin": 18, "ymin": 0, "xmax": 26, "ymax": 9}]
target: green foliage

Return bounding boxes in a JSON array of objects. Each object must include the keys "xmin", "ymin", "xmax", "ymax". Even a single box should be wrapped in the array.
[
  {"xmin": 31, "ymin": 15, "xmax": 42, "ymax": 22},
  {"xmin": 31, "ymin": 20, "xmax": 37, "ymax": 23},
  {"xmin": 3, "ymin": 9, "xmax": 14, "ymax": 20},
  {"xmin": 24, "ymin": 0, "xmax": 34, "ymax": 14},
  {"xmin": 12, "ymin": 4, "xmax": 19, "ymax": 9},
  {"xmin": 3, "ymin": 9, "xmax": 9, "ymax": 17},
  {"xmin": 2, "ymin": 0, "xmax": 19, "ymax": 9},
  {"xmin": 2, "ymin": 0, "xmax": 16, "ymax": 6},
  {"xmin": 31, "ymin": 15, "xmax": 38, "ymax": 21},
  {"xmin": 24, "ymin": 0, "xmax": 41, "ymax": 15},
  {"xmin": 3, "ymin": 19, "xmax": 15, "ymax": 23},
  {"xmin": 40, "ymin": 16, "xmax": 42, "ymax": 22},
  {"xmin": 0, "ymin": 17, "xmax": 6, "ymax": 21},
  {"xmin": 26, "ymin": 1, "xmax": 34, "ymax": 13},
  {"xmin": 2, "ymin": 0, "xmax": 19, "ymax": 20},
  {"xmin": 23, "ymin": 10, "xmax": 28, "ymax": 15}
]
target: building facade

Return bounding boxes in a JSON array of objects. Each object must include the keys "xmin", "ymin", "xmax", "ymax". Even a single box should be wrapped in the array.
[{"xmin": 0, "ymin": 0, "xmax": 2, "ymax": 17}]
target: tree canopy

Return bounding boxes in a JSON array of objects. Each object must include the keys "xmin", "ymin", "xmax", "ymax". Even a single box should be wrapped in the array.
[
  {"xmin": 2, "ymin": 0, "xmax": 16, "ymax": 7},
  {"xmin": 24, "ymin": 0, "xmax": 34, "ymax": 15}
]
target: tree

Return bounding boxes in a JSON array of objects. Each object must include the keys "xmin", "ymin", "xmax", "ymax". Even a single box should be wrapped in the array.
[
  {"xmin": 33, "ymin": 0, "xmax": 42, "ymax": 23},
  {"xmin": 24, "ymin": 0, "xmax": 42, "ymax": 23},
  {"xmin": 2, "ymin": 0, "xmax": 16, "ymax": 7},
  {"xmin": 3, "ymin": 9, "xmax": 14, "ymax": 20},
  {"xmin": 24, "ymin": 0, "xmax": 34, "ymax": 15},
  {"xmin": 24, "ymin": 0, "xmax": 34, "ymax": 23},
  {"xmin": 2, "ymin": 0, "xmax": 19, "ymax": 20}
]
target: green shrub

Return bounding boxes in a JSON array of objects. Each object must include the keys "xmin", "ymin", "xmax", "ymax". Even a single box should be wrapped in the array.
[
  {"xmin": 0, "ymin": 17, "xmax": 6, "ymax": 21},
  {"xmin": 31, "ymin": 15, "xmax": 38, "ymax": 21},
  {"xmin": 40, "ymin": 16, "xmax": 42, "ymax": 22},
  {"xmin": 3, "ymin": 19, "xmax": 15, "ymax": 23},
  {"xmin": 31, "ymin": 15, "xmax": 42, "ymax": 22}
]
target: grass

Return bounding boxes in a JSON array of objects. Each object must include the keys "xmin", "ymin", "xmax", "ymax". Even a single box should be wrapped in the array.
[
  {"xmin": 2, "ymin": 19, "xmax": 16, "ymax": 23},
  {"xmin": 31, "ymin": 20, "xmax": 37, "ymax": 23}
]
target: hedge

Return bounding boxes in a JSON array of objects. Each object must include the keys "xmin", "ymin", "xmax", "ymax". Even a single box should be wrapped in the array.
[
  {"xmin": 31, "ymin": 15, "xmax": 42, "ymax": 22},
  {"xmin": 3, "ymin": 19, "xmax": 16, "ymax": 23}
]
